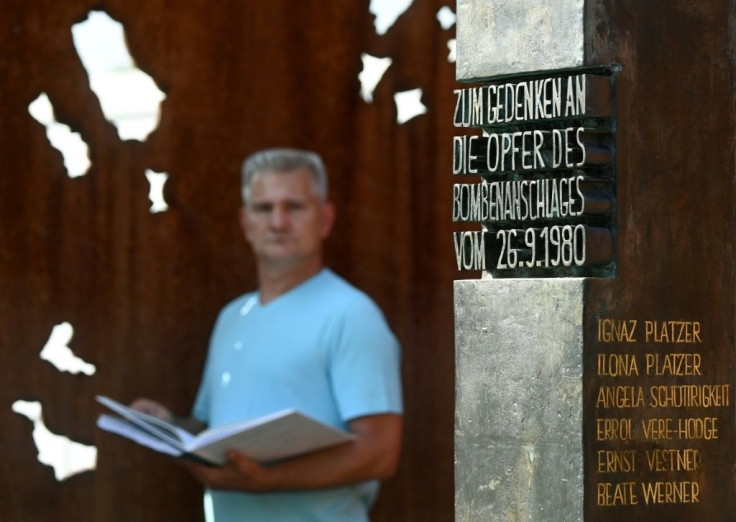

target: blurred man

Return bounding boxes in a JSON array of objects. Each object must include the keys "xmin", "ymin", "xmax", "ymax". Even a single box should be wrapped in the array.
[{"xmin": 135, "ymin": 148, "xmax": 402, "ymax": 521}]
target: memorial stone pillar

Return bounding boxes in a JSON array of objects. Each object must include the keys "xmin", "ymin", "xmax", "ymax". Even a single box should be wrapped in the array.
[{"xmin": 453, "ymin": 1, "xmax": 735, "ymax": 521}]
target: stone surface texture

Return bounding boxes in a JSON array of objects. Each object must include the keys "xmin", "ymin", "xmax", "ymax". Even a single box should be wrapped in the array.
[
  {"xmin": 456, "ymin": 0, "xmax": 584, "ymax": 80},
  {"xmin": 454, "ymin": 1, "xmax": 587, "ymax": 520},
  {"xmin": 455, "ymin": 279, "xmax": 584, "ymax": 522}
]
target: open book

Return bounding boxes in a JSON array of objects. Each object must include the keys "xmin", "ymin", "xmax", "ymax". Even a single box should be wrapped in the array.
[{"xmin": 96, "ymin": 396, "xmax": 353, "ymax": 465}]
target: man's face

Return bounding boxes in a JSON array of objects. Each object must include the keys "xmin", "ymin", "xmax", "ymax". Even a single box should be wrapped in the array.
[{"xmin": 240, "ymin": 168, "xmax": 334, "ymax": 270}]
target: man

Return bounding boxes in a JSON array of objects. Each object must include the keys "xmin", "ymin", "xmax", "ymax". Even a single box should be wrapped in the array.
[{"xmin": 134, "ymin": 148, "xmax": 403, "ymax": 521}]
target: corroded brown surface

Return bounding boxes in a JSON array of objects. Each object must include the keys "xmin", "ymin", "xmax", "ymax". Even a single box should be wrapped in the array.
[
  {"xmin": 584, "ymin": 1, "xmax": 736, "ymax": 520},
  {"xmin": 0, "ymin": 1, "xmax": 457, "ymax": 520}
]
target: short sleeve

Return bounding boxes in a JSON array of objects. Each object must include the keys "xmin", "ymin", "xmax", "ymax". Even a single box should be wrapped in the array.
[{"xmin": 329, "ymin": 297, "xmax": 403, "ymax": 422}]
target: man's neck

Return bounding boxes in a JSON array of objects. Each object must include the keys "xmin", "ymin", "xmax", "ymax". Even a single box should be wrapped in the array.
[{"xmin": 257, "ymin": 258, "xmax": 323, "ymax": 304}]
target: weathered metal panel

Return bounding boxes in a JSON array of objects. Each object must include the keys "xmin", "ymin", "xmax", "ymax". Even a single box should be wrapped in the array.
[{"xmin": 583, "ymin": 1, "xmax": 736, "ymax": 520}]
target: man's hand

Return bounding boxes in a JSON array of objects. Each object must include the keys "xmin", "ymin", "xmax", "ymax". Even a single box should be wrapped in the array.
[
  {"xmin": 180, "ymin": 451, "xmax": 274, "ymax": 493},
  {"xmin": 179, "ymin": 413, "xmax": 402, "ymax": 493},
  {"xmin": 130, "ymin": 398, "xmax": 174, "ymax": 422},
  {"xmin": 130, "ymin": 398, "xmax": 207, "ymax": 434}
]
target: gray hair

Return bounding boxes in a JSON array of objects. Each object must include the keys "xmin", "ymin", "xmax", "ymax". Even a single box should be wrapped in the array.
[{"xmin": 241, "ymin": 148, "xmax": 329, "ymax": 204}]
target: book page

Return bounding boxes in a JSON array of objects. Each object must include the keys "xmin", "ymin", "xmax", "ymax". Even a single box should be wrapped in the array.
[
  {"xmin": 97, "ymin": 414, "xmax": 182, "ymax": 456},
  {"xmin": 189, "ymin": 410, "xmax": 353, "ymax": 465},
  {"xmin": 96, "ymin": 395, "xmax": 192, "ymax": 448}
]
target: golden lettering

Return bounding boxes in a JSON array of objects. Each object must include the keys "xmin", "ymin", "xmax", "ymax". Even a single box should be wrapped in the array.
[
  {"xmin": 597, "ymin": 353, "xmax": 639, "ymax": 376},
  {"xmin": 644, "ymin": 353, "xmax": 701, "ymax": 376},
  {"xmin": 645, "ymin": 449, "xmax": 700, "ymax": 472},
  {"xmin": 597, "ymin": 450, "xmax": 637, "ymax": 473},
  {"xmin": 594, "ymin": 316, "xmax": 711, "ymax": 512},
  {"xmin": 596, "ymin": 386, "xmax": 644, "ymax": 408},
  {"xmin": 640, "ymin": 481, "xmax": 700, "ymax": 504},
  {"xmin": 644, "ymin": 321, "xmax": 702, "ymax": 343},
  {"xmin": 677, "ymin": 417, "xmax": 719, "ymax": 440},
  {"xmin": 641, "ymin": 418, "xmax": 673, "ymax": 440},
  {"xmin": 597, "ymin": 481, "xmax": 638, "ymax": 506},
  {"xmin": 596, "ymin": 418, "xmax": 633, "ymax": 441},
  {"xmin": 598, "ymin": 319, "xmax": 638, "ymax": 343},
  {"xmin": 648, "ymin": 384, "xmax": 730, "ymax": 408}
]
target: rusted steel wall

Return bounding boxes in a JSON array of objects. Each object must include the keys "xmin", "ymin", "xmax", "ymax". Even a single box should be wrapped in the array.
[
  {"xmin": 0, "ymin": 1, "xmax": 456, "ymax": 520},
  {"xmin": 584, "ymin": 1, "xmax": 736, "ymax": 520}
]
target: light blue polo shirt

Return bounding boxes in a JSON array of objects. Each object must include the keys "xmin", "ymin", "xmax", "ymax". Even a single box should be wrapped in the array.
[{"xmin": 192, "ymin": 269, "xmax": 402, "ymax": 522}]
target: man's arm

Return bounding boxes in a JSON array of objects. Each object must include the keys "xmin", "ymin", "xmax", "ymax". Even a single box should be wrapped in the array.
[{"xmin": 181, "ymin": 413, "xmax": 402, "ymax": 492}]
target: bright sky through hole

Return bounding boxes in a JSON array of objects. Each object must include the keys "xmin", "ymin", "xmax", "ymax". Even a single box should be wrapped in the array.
[
  {"xmin": 359, "ymin": 54, "xmax": 393, "ymax": 103},
  {"xmin": 12, "ymin": 400, "xmax": 97, "ymax": 481},
  {"xmin": 145, "ymin": 170, "xmax": 170, "ymax": 213},
  {"xmin": 369, "ymin": 0, "xmax": 414, "ymax": 35},
  {"xmin": 28, "ymin": 94, "xmax": 91, "ymax": 178},
  {"xmin": 437, "ymin": 6, "xmax": 457, "ymax": 29},
  {"xmin": 394, "ymin": 88, "xmax": 427, "ymax": 124},
  {"xmin": 40, "ymin": 322, "xmax": 96, "ymax": 376},
  {"xmin": 72, "ymin": 11, "xmax": 165, "ymax": 141}
]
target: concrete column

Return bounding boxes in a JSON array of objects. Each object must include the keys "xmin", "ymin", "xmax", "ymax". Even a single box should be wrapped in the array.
[
  {"xmin": 455, "ymin": 280, "xmax": 585, "ymax": 522},
  {"xmin": 454, "ymin": 2, "xmax": 587, "ymax": 521}
]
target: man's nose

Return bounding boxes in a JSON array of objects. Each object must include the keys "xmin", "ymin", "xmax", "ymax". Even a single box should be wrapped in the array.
[{"xmin": 270, "ymin": 206, "xmax": 289, "ymax": 228}]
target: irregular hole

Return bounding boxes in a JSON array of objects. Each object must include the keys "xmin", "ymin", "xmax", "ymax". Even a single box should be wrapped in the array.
[
  {"xmin": 358, "ymin": 54, "xmax": 393, "ymax": 103},
  {"xmin": 40, "ymin": 322, "xmax": 96, "ymax": 376},
  {"xmin": 369, "ymin": 0, "xmax": 413, "ymax": 35},
  {"xmin": 72, "ymin": 11, "xmax": 166, "ymax": 141},
  {"xmin": 145, "ymin": 169, "xmax": 170, "ymax": 213},
  {"xmin": 28, "ymin": 94, "xmax": 91, "ymax": 178},
  {"xmin": 12, "ymin": 400, "xmax": 97, "ymax": 481},
  {"xmin": 437, "ymin": 6, "xmax": 457, "ymax": 30},
  {"xmin": 448, "ymin": 39, "xmax": 457, "ymax": 63},
  {"xmin": 394, "ymin": 88, "xmax": 427, "ymax": 124}
]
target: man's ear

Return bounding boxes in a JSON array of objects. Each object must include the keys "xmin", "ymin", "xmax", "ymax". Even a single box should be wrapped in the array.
[{"xmin": 321, "ymin": 202, "xmax": 335, "ymax": 239}]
